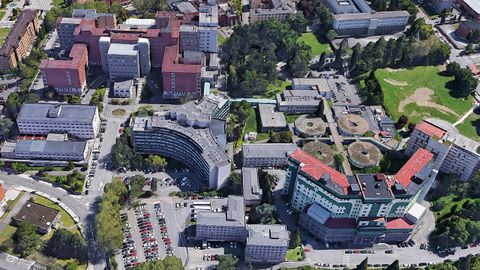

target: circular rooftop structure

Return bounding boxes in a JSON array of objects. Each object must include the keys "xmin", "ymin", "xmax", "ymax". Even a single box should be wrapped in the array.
[
  {"xmin": 347, "ymin": 141, "xmax": 382, "ymax": 168},
  {"xmin": 302, "ymin": 141, "xmax": 335, "ymax": 165},
  {"xmin": 294, "ymin": 115, "xmax": 327, "ymax": 137},
  {"xmin": 337, "ymin": 114, "xmax": 369, "ymax": 136}
]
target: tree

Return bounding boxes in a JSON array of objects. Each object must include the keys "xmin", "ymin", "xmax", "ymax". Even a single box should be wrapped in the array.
[
  {"xmin": 387, "ymin": 260, "xmax": 400, "ymax": 270},
  {"xmin": 468, "ymin": 29, "xmax": 480, "ymax": 43},
  {"xmin": 357, "ymin": 258, "xmax": 368, "ymax": 270},
  {"xmin": 248, "ymin": 203, "xmax": 276, "ymax": 224},
  {"xmin": 318, "ymin": 52, "xmax": 326, "ymax": 69},
  {"xmin": 44, "ymin": 228, "xmax": 87, "ymax": 261},
  {"xmin": 446, "ymin": 62, "xmax": 461, "ymax": 76},
  {"xmin": 294, "ymin": 228, "xmax": 302, "ymax": 247},
  {"xmin": 360, "ymin": 71, "xmax": 384, "ymax": 105},
  {"xmin": 288, "ymin": 42, "xmax": 312, "ymax": 77},
  {"xmin": 67, "ymin": 95, "xmax": 81, "ymax": 104},
  {"xmin": 128, "ymin": 175, "xmax": 146, "ymax": 199},
  {"xmin": 0, "ymin": 118, "xmax": 13, "ymax": 139},
  {"xmin": 110, "ymin": 2, "xmax": 128, "ymax": 23},
  {"xmin": 350, "ymin": 43, "xmax": 361, "ymax": 69},
  {"xmin": 65, "ymin": 161, "xmax": 75, "ymax": 171},
  {"xmin": 13, "ymin": 221, "xmax": 40, "ymax": 257},
  {"xmin": 64, "ymin": 261, "xmax": 80, "ymax": 270},
  {"xmin": 217, "ymin": 254, "xmax": 239, "ymax": 270},
  {"xmin": 395, "ymin": 115, "xmax": 408, "ymax": 129},
  {"xmin": 326, "ymin": 29, "xmax": 337, "ymax": 41},
  {"xmin": 11, "ymin": 162, "xmax": 28, "ymax": 174},
  {"xmin": 440, "ymin": 9, "xmax": 447, "ymax": 24},
  {"xmin": 146, "ymin": 155, "xmax": 167, "ymax": 171},
  {"xmin": 334, "ymin": 154, "xmax": 344, "ymax": 165},
  {"xmin": 223, "ymin": 173, "xmax": 242, "ymax": 195},
  {"xmin": 286, "ymin": 13, "xmax": 308, "ymax": 33},
  {"xmin": 151, "ymin": 178, "xmax": 158, "ymax": 192},
  {"xmin": 141, "ymin": 83, "xmax": 154, "ymax": 99}
]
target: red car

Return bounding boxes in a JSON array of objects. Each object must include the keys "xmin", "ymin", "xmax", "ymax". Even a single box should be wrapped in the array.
[{"xmin": 160, "ymin": 226, "xmax": 167, "ymax": 231}]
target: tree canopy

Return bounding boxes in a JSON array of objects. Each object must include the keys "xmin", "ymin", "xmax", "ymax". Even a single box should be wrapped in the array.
[
  {"xmin": 13, "ymin": 221, "xmax": 40, "ymax": 257},
  {"xmin": 44, "ymin": 228, "xmax": 87, "ymax": 261}
]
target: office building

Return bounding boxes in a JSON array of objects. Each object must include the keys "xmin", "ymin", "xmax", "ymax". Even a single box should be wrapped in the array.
[
  {"xmin": 258, "ymin": 104, "xmax": 287, "ymax": 132},
  {"xmin": 199, "ymin": 4, "xmax": 219, "ymax": 53},
  {"xmin": 131, "ymin": 95, "xmax": 230, "ymax": 189},
  {"xmin": 0, "ymin": 10, "xmax": 39, "ymax": 71},
  {"xmin": 180, "ymin": 25, "xmax": 199, "ymax": 52},
  {"xmin": 162, "ymin": 45, "xmax": 202, "ymax": 100},
  {"xmin": 285, "ymin": 148, "xmax": 434, "ymax": 245},
  {"xmin": 195, "ymin": 196, "xmax": 247, "ymax": 241},
  {"xmin": 242, "ymin": 143, "xmax": 297, "ymax": 167},
  {"xmin": 113, "ymin": 79, "xmax": 135, "ymax": 98},
  {"xmin": 1, "ymin": 133, "xmax": 90, "ymax": 162},
  {"xmin": 245, "ymin": 224, "xmax": 289, "ymax": 263},
  {"xmin": 40, "ymin": 44, "xmax": 89, "ymax": 96},
  {"xmin": 405, "ymin": 118, "xmax": 480, "ymax": 181},
  {"xmin": 242, "ymin": 167, "xmax": 263, "ymax": 206},
  {"xmin": 456, "ymin": 21, "xmax": 480, "ymax": 40},
  {"xmin": 71, "ymin": 9, "xmax": 116, "ymax": 28},
  {"xmin": 249, "ymin": 0, "xmax": 294, "ymax": 22},
  {"xmin": 13, "ymin": 202, "xmax": 60, "ymax": 234},
  {"xmin": 16, "ymin": 104, "xmax": 100, "ymax": 139},
  {"xmin": 424, "ymin": 0, "xmax": 453, "ymax": 14},
  {"xmin": 457, "ymin": 0, "xmax": 480, "ymax": 20},
  {"xmin": 56, "ymin": 17, "xmax": 82, "ymax": 50}
]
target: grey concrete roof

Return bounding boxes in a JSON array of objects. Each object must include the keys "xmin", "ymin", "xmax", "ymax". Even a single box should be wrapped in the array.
[
  {"xmin": 246, "ymin": 224, "xmax": 289, "ymax": 247},
  {"xmin": 258, "ymin": 104, "xmax": 286, "ymax": 129},
  {"xmin": 425, "ymin": 118, "xmax": 480, "ymax": 156},
  {"xmin": 114, "ymin": 79, "xmax": 134, "ymax": 90},
  {"xmin": 14, "ymin": 140, "xmax": 86, "ymax": 155},
  {"xmin": 108, "ymin": 43, "xmax": 138, "ymax": 56},
  {"xmin": 17, "ymin": 104, "xmax": 97, "ymax": 123},
  {"xmin": 242, "ymin": 167, "xmax": 262, "ymax": 202},
  {"xmin": 197, "ymin": 196, "xmax": 245, "ymax": 227},
  {"xmin": 0, "ymin": 253, "xmax": 35, "ymax": 270},
  {"xmin": 174, "ymin": 1, "xmax": 198, "ymax": 14},
  {"xmin": 242, "ymin": 143, "xmax": 297, "ymax": 159},
  {"xmin": 58, "ymin": 17, "xmax": 82, "ymax": 24},
  {"xmin": 463, "ymin": 0, "xmax": 480, "ymax": 14},
  {"xmin": 333, "ymin": 10, "xmax": 410, "ymax": 20}
]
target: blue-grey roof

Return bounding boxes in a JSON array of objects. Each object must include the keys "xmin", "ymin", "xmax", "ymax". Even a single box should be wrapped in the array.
[
  {"xmin": 15, "ymin": 140, "xmax": 87, "ymax": 155},
  {"xmin": 197, "ymin": 196, "xmax": 245, "ymax": 227},
  {"xmin": 17, "ymin": 104, "xmax": 97, "ymax": 123},
  {"xmin": 242, "ymin": 167, "xmax": 262, "ymax": 202},
  {"xmin": 246, "ymin": 224, "xmax": 289, "ymax": 247}
]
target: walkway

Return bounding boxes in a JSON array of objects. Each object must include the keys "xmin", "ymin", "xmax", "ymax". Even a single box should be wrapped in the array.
[
  {"xmin": 453, "ymin": 102, "xmax": 479, "ymax": 127},
  {"xmin": 0, "ymin": 192, "xmax": 30, "ymax": 233}
]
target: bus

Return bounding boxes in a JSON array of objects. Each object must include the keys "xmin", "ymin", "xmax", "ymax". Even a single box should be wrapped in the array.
[
  {"xmin": 192, "ymin": 201, "xmax": 211, "ymax": 207},
  {"xmin": 193, "ymin": 205, "xmax": 211, "ymax": 211}
]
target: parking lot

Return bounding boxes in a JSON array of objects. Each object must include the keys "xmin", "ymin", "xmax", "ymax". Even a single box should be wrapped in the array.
[{"xmin": 117, "ymin": 202, "xmax": 175, "ymax": 270}]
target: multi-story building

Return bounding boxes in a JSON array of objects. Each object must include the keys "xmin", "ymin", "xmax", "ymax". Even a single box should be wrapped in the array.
[
  {"xmin": 162, "ymin": 45, "xmax": 202, "ymax": 100},
  {"xmin": 242, "ymin": 143, "xmax": 297, "ymax": 167},
  {"xmin": 180, "ymin": 25, "xmax": 199, "ymax": 52},
  {"xmin": 258, "ymin": 104, "xmax": 287, "ymax": 132},
  {"xmin": 0, "ymin": 10, "xmax": 39, "ymax": 71},
  {"xmin": 456, "ymin": 0, "xmax": 480, "ymax": 20},
  {"xmin": 56, "ymin": 17, "xmax": 82, "ymax": 50},
  {"xmin": 456, "ymin": 21, "xmax": 480, "ymax": 40},
  {"xmin": 1, "ymin": 134, "xmax": 90, "ymax": 162},
  {"xmin": 284, "ymin": 148, "xmax": 434, "ymax": 246},
  {"xmin": 245, "ymin": 224, "xmax": 289, "ymax": 263},
  {"xmin": 16, "ymin": 104, "xmax": 100, "ymax": 139},
  {"xmin": 113, "ymin": 79, "xmax": 135, "ymax": 98},
  {"xmin": 242, "ymin": 167, "xmax": 263, "ymax": 206},
  {"xmin": 249, "ymin": 0, "xmax": 295, "ymax": 22},
  {"xmin": 199, "ymin": 4, "xmax": 219, "ymax": 53},
  {"xmin": 195, "ymin": 196, "xmax": 247, "ymax": 241},
  {"xmin": 405, "ymin": 118, "xmax": 480, "ymax": 181},
  {"xmin": 131, "ymin": 95, "xmax": 230, "ymax": 189},
  {"xmin": 40, "ymin": 43, "xmax": 89, "ymax": 96},
  {"xmin": 424, "ymin": 0, "xmax": 453, "ymax": 14},
  {"xmin": 71, "ymin": 9, "xmax": 116, "ymax": 28}
]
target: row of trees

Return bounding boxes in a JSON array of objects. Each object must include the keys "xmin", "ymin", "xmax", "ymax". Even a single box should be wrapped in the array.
[
  {"xmin": 370, "ymin": 0, "xmax": 417, "ymax": 20},
  {"xmin": 132, "ymin": 256, "xmax": 183, "ymax": 270},
  {"xmin": 226, "ymin": 101, "xmax": 252, "ymax": 142},
  {"xmin": 221, "ymin": 17, "xmax": 311, "ymax": 98},
  {"xmin": 348, "ymin": 19, "xmax": 450, "ymax": 77}
]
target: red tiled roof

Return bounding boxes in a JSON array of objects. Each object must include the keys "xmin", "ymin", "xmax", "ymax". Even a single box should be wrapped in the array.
[
  {"xmin": 0, "ymin": 10, "xmax": 37, "ymax": 55},
  {"xmin": 395, "ymin": 148, "xmax": 433, "ymax": 188},
  {"xmin": 40, "ymin": 44, "xmax": 87, "ymax": 70},
  {"xmin": 386, "ymin": 218, "xmax": 414, "ymax": 230},
  {"xmin": 415, "ymin": 121, "xmax": 446, "ymax": 138},
  {"xmin": 324, "ymin": 218, "xmax": 357, "ymax": 229},
  {"xmin": 290, "ymin": 148, "xmax": 350, "ymax": 194},
  {"xmin": 162, "ymin": 45, "xmax": 201, "ymax": 73}
]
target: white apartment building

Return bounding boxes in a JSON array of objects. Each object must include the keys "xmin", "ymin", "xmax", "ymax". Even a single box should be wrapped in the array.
[
  {"xmin": 242, "ymin": 143, "xmax": 298, "ymax": 167},
  {"xmin": 333, "ymin": 11, "xmax": 410, "ymax": 36},
  {"xmin": 199, "ymin": 4, "xmax": 219, "ymax": 53},
  {"xmin": 245, "ymin": 224, "xmax": 289, "ymax": 263},
  {"xmin": 16, "ymin": 104, "xmax": 100, "ymax": 139},
  {"xmin": 405, "ymin": 118, "xmax": 480, "ymax": 181},
  {"xmin": 113, "ymin": 79, "xmax": 134, "ymax": 98}
]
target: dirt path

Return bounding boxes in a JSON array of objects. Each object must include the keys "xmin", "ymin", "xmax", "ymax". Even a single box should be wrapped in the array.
[
  {"xmin": 384, "ymin": 78, "xmax": 408, "ymax": 86},
  {"xmin": 384, "ymin": 68, "xmax": 406, "ymax": 72},
  {"xmin": 398, "ymin": 87, "xmax": 459, "ymax": 116}
]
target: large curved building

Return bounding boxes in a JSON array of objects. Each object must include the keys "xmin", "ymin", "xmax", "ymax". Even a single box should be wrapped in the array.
[
  {"xmin": 337, "ymin": 114, "xmax": 369, "ymax": 136},
  {"xmin": 347, "ymin": 141, "xmax": 382, "ymax": 168},
  {"xmin": 131, "ymin": 95, "xmax": 231, "ymax": 189},
  {"xmin": 302, "ymin": 141, "xmax": 335, "ymax": 165},
  {"xmin": 294, "ymin": 115, "xmax": 327, "ymax": 137}
]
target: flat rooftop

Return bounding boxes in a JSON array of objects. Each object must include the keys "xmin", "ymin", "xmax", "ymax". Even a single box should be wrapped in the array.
[
  {"xmin": 333, "ymin": 10, "xmax": 410, "ymax": 20},
  {"xmin": 17, "ymin": 104, "xmax": 97, "ymax": 123},
  {"xmin": 242, "ymin": 143, "xmax": 297, "ymax": 159},
  {"xmin": 258, "ymin": 104, "xmax": 287, "ymax": 129},
  {"xmin": 13, "ymin": 202, "xmax": 60, "ymax": 231},
  {"xmin": 242, "ymin": 167, "xmax": 262, "ymax": 202},
  {"xmin": 197, "ymin": 196, "xmax": 245, "ymax": 227},
  {"xmin": 108, "ymin": 43, "xmax": 138, "ymax": 56},
  {"xmin": 357, "ymin": 174, "xmax": 393, "ymax": 200},
  {"xmin": 13, "ymin": 140, "xmax": 86, "ymax": 155},
  {"xmin": 246, "ymin": 224, "xmax": 289, "ymax": 247}
]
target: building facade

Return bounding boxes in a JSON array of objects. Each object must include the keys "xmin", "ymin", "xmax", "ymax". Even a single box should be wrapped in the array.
[
  {"xmin": 162, "ymin": 45, "xmax": 202, "ymax": 100},
  {"xmin": 199, "ymin": 4, "xmax": 219, "ymax": 53},
  {"xmin": 113, "ymin": 79, "xmax": 135, "ymax": 98},
  {"xmin": 131, "ymin": 95, "xmax": 230, "ymax": 189},
  {"xmin": 40, "ymin": 44, "xmax": 89, "ymax": 96},
  {"xmin": 284, "ymin": 148, "xmax": 434, "ymax": 246},
  {"xmin": 1, "ymin": 139, "xmax": 89, "ymax": 162},
  {"xmin": 0, "ymin": 10, "xmax": 39, "ymax": 71},
  {"xmin": 456, "ymin": 0, "xmax": 480, "ymax": 20},
  {"xmin": 242, "ymin": 143, "xmax": 298, "ymax": 167},
  {"xmin": 242, "ymin": 167, "xmax": 263, "ymax": 206},
  {"xmin": 245, "ymin": 224, "xmax": 289, "ymax": 263},
  {"xmin": 56, "ymin": 17, "xmax": 82, "ymax": 50},
  {"xmin": 16, "ymin": 104, "xmax": 100, "ymax": 139},
  {"xmin": 405, "ymin": 119, "xmax": 480, "ymax": 181},
  {"xmin": 333, "ymin": 11, "xmax": 410, "ymax": 36}
]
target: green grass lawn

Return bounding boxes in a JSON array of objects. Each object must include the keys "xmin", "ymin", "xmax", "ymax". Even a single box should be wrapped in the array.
[
  {"xmin": 0, "ymin": 192, "xmax": 25, "ymax": 224},
  {"xmin": 376, "ymin": 66, "xmax": 473, "ymax": 129},
  {"xmin": 0, "ymin": 225, "xmax": 16, "ymax": 246},
  {"xmin": 285, "ymin": 247, "xmax": 304, "ymax": 261},
  {"xmin": 455, "ymin": 113, "xmax": 480, "ymax": 142},
  {"xmin": 0, "ymin": 27, "xmax": 10, "ymax": 46},
  {"xmin": 298, "ymin": 33, "xmax": 332, "ymax": 56},
  {"xmin": 433, "ymin": 194, "xmax": 472, "ymax": 220},
  {"xmin": 52, "ymin": 0, "xmax": 64, "ymax": 7},
  {"xmin": 254, "ymin": 80, "xmax": 291, "ymax": 99},
  {"xmin": 0, "ymin": 10, "xmax": 6, "ymax": 20},
  {"xmin": 32, "ymin": 195, "xmax": 79, "ymax": 233},
  {"xmin": 218, "ymin": 34, "xmax": 227, "ymax": 46},
  {"xmin": 285, "ymin": 114, "xmax": 300, "ymax": 124},
  {"xmin": 243, "ymin": 108, "xmax": 270, "ymax": 141}
]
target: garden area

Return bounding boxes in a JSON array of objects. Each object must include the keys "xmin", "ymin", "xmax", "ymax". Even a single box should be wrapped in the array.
[
  {"xmin": 285, "ymin": 246, "xmax": 304, "ymax": 261},
  {"xmin": 455, "ymin": 110, "xmax": 480, "ymax": 142},
  {"xmin": 297, "ymin": 32, "xmax": 332, "ymax": 56},
  {"xmin": 0, "ymin": 195, "xmax": 85, "ymax": 270},
  {"xmin": 253, "ymin": 79, "xmax": 291, "ymax": 99},
  {"xmin": 41, "ymin": 170, "xmax": 86, "ymax": 193},
  {"xmin": 375, "ymin": 66, "xmax": 474, "ymax": 132},
  {"xmin": 0, "ymin": 27, "xmax": 10, "ymax": 46}
]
